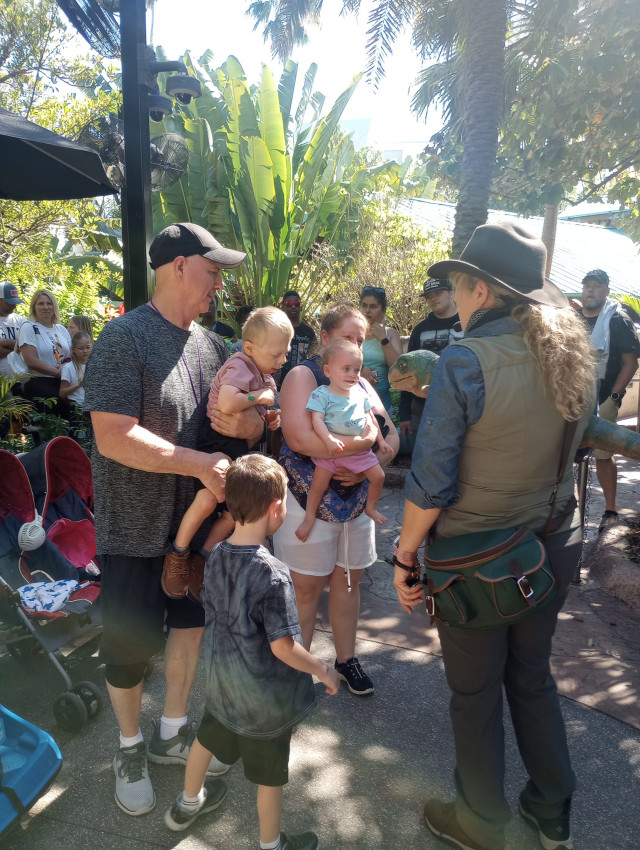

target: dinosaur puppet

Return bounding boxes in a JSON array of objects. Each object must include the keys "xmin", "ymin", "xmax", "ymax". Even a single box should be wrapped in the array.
[{"xmin": 388, "ymin": 349, "xmax": 640, "ymax": 460}]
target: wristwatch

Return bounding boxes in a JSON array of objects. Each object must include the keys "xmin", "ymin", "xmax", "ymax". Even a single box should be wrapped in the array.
[
  {"xmin": 610, "ymin": 392, "xmax": 620, "ymax": 401},
  {"xmin": 381, "ymin": 337, "xmax": 390, "ymax": 346}
]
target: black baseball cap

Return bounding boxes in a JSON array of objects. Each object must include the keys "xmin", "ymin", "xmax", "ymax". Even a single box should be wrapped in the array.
[
  {"xmin": 0, "ymin": 282, "xmax": 23, "ymax": 305},
  {"xmin": 149, "ymin": 223, "xmax": 246, "ymax": 271},
  {"xmin": 422, "ymin": 278, "xmax": 452, "ymax": 296},
  {"xmin": 581, "ymin": 269, "xmax": 609, "ymax": 287}
]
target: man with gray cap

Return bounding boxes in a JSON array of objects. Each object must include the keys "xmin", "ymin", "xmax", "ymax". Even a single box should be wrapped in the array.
[
  {"xmin": 0, "ymin": 282, "xmax": 26, "ymax": 376},
  {"xmin": 578, "ymin": 268, "xmax": 640, "ymax": 531},
  {"xmin": 84, "ymin": 223, "xmax": 261, "ymax": 817},
  {"xmin": 399, "ymin": 278, "xmax": 462, "ymax": 450}
]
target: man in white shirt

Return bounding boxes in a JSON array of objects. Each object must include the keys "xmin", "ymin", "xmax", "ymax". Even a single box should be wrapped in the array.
[{"xmin": 0, "ymin": 283, "xmax": 26, "ymax": 376}]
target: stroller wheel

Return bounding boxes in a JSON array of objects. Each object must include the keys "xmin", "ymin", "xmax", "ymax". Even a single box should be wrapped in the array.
[
  {"xmin": 73, "ymin": 681, "xmax": 103, "ymax": 720},
  {"xmin": 53, "ymin": 691, "xmax": 88, "ymax": 732}
]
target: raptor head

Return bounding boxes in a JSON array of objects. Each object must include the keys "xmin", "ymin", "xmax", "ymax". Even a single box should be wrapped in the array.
[{"xmin": 388, "ymin": 350, "xmax": 440, "ymax": 397}]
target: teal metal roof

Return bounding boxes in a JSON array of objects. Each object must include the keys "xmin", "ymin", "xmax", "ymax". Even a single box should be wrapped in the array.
[{"xmin": 399, "ymin": 199, "xmax": 640, "ymax": 298}]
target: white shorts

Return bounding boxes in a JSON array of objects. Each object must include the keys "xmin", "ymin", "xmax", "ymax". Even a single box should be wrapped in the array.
[{"xmin": 273, "ymin": 490, "xmax": 376, "ymax": 577}]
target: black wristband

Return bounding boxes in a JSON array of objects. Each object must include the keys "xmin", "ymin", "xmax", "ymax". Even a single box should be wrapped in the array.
[
  {"xmin": 392, "ymin": 555, "xmax": 418, "ymax": 571},
  {"xmin": 381, "ymin": 337, "xmax": 390, "ymax": 346}
]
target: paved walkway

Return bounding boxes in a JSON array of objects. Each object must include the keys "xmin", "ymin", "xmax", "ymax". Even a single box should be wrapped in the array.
[{"xmin": 1, "ymin": 457, "xmax": 640, "ymax": 848}]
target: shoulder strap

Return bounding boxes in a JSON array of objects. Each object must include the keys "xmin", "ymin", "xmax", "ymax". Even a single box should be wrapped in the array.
[{"xmin": 541, "ymin": 419, "xmax": 578, "ymax": 540}]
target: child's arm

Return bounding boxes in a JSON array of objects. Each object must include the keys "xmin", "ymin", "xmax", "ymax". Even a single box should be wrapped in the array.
[
  {"xmin": 310, "ymin": 409, "xmax": 345, "ymax": 455},
  {"xmin": 367, "ymin": 409, "xmax": 394, "ymax": 456},
  {"xmin": 270, "ymin": 636, "xmax": 340, "ymax": 694},
  {"xmin": 216, "ymin": 383, "xmax": 275, "ymax": 414},
  {"xmin": 59, "ymin": 379, "xmax": 82, "ymax": 399}
]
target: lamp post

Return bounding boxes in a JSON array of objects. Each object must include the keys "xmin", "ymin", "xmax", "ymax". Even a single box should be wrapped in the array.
[
  {"xmin": 119, "ymin": 0, "xmax": 153, "ymax": 310},
  {"xmin": 56, "ymin": 0, "xmax": 201, "ymax": 311}
]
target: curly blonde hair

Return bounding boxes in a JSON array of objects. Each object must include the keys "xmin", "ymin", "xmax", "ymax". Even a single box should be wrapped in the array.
[{"xmin": 451, "ymin": 273, "xmax": 596, "ymax": 421}]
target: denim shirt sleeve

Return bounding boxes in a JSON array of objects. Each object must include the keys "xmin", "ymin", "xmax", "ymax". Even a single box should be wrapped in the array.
[{"xmin": 404, "ymin": 343, "xmax": 485, "ymax": 510}]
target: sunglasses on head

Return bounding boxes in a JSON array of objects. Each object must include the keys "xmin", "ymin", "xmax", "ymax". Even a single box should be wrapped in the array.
[
  {"xmin": 361, "ymin": 286, "xmax": 385, "ymax": 295},
  {"xmin": 284, "ymin": 300, "xmax": 300, "ymax": 307}
]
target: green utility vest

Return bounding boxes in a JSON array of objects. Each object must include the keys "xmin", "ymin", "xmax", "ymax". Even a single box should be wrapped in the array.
[{"xmin": 435, "ymin": 332, "xmax": 591, "ymax": 540}]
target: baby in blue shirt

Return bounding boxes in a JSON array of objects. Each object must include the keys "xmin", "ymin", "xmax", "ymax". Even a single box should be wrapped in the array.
[{"xmin": 296, "ymin": 339, "xmax": 393, "ymax": 542}]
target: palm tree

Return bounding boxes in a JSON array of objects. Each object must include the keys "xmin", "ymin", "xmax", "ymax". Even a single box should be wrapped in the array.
[{"xmin": 247, "ymin": 0, "xmax": 508, "ymax": 254}]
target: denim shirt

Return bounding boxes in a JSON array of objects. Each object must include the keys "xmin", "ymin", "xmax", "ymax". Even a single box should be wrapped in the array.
[{"xmin": 404, "ymin": 316, "xmax": 520, "ymax": 511}]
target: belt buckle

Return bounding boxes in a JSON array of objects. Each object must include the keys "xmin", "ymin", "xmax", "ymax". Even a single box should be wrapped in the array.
[
  {"xmin": 424, "ymin": 595, "xmax": 435, "ymax": 617},
  {"xmin": 517, "ymin": 575, "xmax": 534, "ymax": 600}
]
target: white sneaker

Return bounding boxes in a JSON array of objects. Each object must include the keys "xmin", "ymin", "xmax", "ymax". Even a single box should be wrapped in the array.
[{"xmin": 113, "ymin": 742, "xmax": 155, "ymax": 816}]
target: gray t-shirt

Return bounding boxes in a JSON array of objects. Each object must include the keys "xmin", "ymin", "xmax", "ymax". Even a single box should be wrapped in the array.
[
  {"xmin": 202, "ymin": 541, "xmax": 317, "ymax": 739},
  {"xmin": 84, "ymin": 304, "xmax": 227, "ymax": 556}
]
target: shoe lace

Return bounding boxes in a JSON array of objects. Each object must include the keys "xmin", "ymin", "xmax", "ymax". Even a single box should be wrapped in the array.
[
  {"xmin": 165, "ymin": 551, "xmax": 188, "ymax": 580},
  {"xmin": 345, "ymin": 658, "xmax": 367, "ymax": 682},
  {"xmin": 118, "ymin": 748, "xmax": 146, "ymax": 783},
  {"xmin": 177, "ymin": 721, "xmax": 196, "ymax": 753}
]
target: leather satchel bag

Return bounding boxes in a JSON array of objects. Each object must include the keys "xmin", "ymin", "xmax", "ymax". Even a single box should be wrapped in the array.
[{"xmin": 423, "ymin": 421, "xmax": 577, "ymax": 630}]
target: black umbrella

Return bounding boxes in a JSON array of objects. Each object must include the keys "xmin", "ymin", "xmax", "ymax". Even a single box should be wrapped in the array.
[{"xmin": 0, "ymin": 107, "xmax": 116, "ymax": 201}]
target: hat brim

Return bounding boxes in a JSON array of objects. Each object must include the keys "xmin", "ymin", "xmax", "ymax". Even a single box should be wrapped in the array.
[
  {"xmin": 427, "ymin": 259, "xmax": 568, "ymax": 309},
  {"xmin": 203, "ymin": 246, "xmax": 247, "ymax": 270},
  {"xmin": 2, "ymin": 297, "xmax": 22, "ymax": 305}
]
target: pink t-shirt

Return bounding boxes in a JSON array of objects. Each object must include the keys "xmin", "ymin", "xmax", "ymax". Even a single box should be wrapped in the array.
[{"xmin": 206, "ymin": 351, "xmax": 276, "ymax": 421}]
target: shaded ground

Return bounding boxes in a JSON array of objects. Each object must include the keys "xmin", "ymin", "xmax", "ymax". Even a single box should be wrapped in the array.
[{"xmin": 0, "ymin": 455, "xmax": 639, "ymax": 847}]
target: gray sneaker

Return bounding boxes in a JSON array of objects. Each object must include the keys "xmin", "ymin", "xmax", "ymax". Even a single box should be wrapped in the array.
[
  {"xmin": 164, "ymin": 777, "xmax": 227, "ymax": 831},
  {"xmin": 147, "ymin": 721, "xmax": 230, "ymax": 775},
  {"xmin": 113, "ymin": 742, "xmax": 156, "ymax": 816}
]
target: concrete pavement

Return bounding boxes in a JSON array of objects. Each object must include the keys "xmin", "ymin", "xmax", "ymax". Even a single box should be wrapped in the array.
[{"xmin": 1, "ymin": 457, "xmax": 640, "ymax": 848}]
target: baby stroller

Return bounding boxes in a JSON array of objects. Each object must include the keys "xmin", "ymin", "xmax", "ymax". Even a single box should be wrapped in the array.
[
  {"xmin": 0, "ymin": 704, "xmax": 62, "ymax": 840},
  {"xmin": 0, "ymin": 437, "xmax": 103, "ymax": 733}
]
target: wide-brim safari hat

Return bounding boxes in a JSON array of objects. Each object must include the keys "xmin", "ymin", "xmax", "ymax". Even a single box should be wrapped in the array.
[{"xmin": 428, "ymin": 221, "xmax": 568, "ymax": 308}]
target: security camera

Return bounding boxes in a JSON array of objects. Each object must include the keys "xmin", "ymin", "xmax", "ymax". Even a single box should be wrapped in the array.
[
  {"xmin": 149, "ymin": 94, "xmax": 172, "ymax": 123},
  {"xmin": 165, "ymin": 75, "xmax": 202, "ymax": 106}
]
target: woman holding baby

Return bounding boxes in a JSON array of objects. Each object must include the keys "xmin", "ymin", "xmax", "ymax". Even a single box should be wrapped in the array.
[{"xmin": 274, "ymin": 303, "xmax": 398, "ymax": 696}]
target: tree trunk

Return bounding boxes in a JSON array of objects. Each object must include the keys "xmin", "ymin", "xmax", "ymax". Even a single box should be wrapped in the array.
[
  {"xmin": 541, "ymin": 204, "xmax": 558, "ymax": 277},
  {"xmin": 452, "ymin": 0, "xmax": 507, "ymax": 257}
]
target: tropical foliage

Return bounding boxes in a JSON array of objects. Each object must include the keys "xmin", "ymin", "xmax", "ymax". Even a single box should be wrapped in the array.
[
  {"xmin": 316, "ymin": 198, "xmax": 451, "ymax": 335},
  {"xmin": 150, "ymin": 51, "xmax": 400, "ymax": 307}
]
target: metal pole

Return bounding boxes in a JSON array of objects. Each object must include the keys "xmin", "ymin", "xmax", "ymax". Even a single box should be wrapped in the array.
[
  {"xmin": 573, "ymin": 457, "xmax": 590, "ymax": 584},
  {"xmin": 120, "ymin": 0, "xmax": 153, "ymax": 311}
]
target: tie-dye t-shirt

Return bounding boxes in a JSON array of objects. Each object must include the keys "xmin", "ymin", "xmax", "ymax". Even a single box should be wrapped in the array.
[{"xmin": 201, "ymin": 541, "xmax": 317, "ymax": 738}]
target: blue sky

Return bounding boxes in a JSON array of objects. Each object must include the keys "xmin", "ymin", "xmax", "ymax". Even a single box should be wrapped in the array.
[{"xmin": 150, "ymin": 0, "xmax": 441, "ymax": 159}]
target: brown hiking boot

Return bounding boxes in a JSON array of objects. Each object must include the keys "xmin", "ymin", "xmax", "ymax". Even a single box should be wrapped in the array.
[
  {"xmin": 161, "ymin": 549, "xmax": 189, "ymax": 598},
  {"xmin": 186, "ymin": 552, "xmax": 206, "ymax": 604}
]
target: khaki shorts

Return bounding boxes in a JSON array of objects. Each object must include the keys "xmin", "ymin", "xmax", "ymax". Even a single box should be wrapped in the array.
[
  {"xmin": 273, "ymin": 490, "xmax": 376, "ymax": 577},
  {"xmin": 594, "ymin": 398, "xmax": 619, "ymax": 460}
]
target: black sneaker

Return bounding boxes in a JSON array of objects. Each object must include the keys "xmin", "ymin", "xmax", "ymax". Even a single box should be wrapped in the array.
[
  {"xmin": 598, "ymin": 510, "xmax": 619, "ymax": 534},
  {"xmin": 164, "ymin": 777, "xmax": 227, "ymax": 831},
  {"xmin": 424, "ymin": 799, "xmax": 501, "ymax": 850},
  {"xmin": 280, "ymin": 830, "xmax": 319, "ymax": 850},
  {"xmin": 334, "ymin": 657, "xmax": 374, "ymax": 695},
  {"xmin": 519, "ymin": 797, "xmax": 573, "ymax": 850}
]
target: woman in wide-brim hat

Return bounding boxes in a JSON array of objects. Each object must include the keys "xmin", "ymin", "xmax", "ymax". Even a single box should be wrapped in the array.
[{"xmin": 393, "ymin": 221, "xmax": 595, "ymax": 850}]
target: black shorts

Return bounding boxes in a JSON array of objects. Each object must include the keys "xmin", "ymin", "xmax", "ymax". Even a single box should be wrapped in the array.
[
  {"xmin": 99, "ymin": 554, "xmax": 205, "ymax": 666},
  {"xmin": 197, "ymin": 417, "xmax": 249, "ymax": 459},
  {"xmin": 197, "ymin": 711, "xmax": 292, "ymax": 787}
]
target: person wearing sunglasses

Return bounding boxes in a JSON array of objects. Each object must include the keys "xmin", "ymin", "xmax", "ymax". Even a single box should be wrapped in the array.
[
  {"xmin": 277, "ymin": 290, "xmax": 318, "ymax": 389},
  {"xmin": 359, "ymin": 286, "xmax": 403, "ymax": 415}
]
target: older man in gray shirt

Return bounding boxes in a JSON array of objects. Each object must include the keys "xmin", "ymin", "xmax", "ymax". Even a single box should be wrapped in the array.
[{"xmin": 85, "ymin": 223, "xmax": 262, "ymax": 817}]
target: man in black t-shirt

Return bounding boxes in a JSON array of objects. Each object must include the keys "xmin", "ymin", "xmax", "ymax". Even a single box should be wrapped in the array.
[
  {"xmin": 579, "ymin": 269, "xmax": 640, "ymax": 531},
  {"xmin": 399, "ymin": 278, "xmax": 463, "ymax": 451},
  {"xmin": 276, "ymin": 289, "xmax": 317, "ymax": 389}
]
